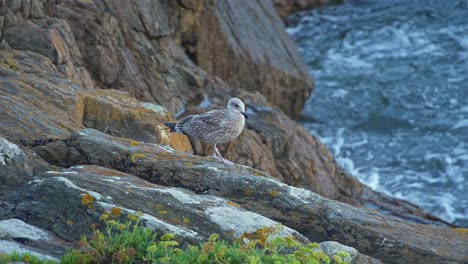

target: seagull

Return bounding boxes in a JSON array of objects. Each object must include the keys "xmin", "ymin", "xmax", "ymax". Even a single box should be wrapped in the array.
[{"xmin": 164, "ymin": 97, "xmax": 248, "ymax": 165}]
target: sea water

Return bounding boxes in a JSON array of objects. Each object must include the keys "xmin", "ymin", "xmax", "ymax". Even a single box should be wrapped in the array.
[{"xmin": 287, "ymin": 0, "xmax": 468, "ymax": 226}]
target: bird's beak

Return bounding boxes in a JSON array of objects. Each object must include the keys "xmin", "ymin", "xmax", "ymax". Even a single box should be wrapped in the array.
[{"xmin": 241, "ymin": 111, "xmax": 248, "ymax": 119}]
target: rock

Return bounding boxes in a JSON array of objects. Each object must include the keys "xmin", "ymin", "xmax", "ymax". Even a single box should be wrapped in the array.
[
  {"xmin": 0, "ymin": 137, "xmax": 49, "ymax": 195},
  {"xmin": 0, "ymin": 240, "xmax": 59, "ymax": 262},
  {"xmin": 0, "ymin": 49, "xmax": 84, "ymax": 145},
  {"xmin": 82, "ymin": 89, "xmax": 192, "ymax": 153},
  {"xmin": 172, "ymin": 0, "xmax": 313, "ymax": 117},
  {"xmin": 34, "ymin": 129, "xmax": 468, "ymax": 264},
  {"xmin": 0, "ymin": 1, "xmax": 463, "ymax": 263},
  {"xmin": 3, "ymin": 21, "xmax": 65, "ymax": 64},
  {"xmin": 0, "ymin": 49, "xmax": 191, "ymax": 152},
  {"xmin": 0, "ymin": 0, "xmax": 432, "ymax": 227},
  {"xmin": 0, "ymin": 219, "xmax": 67, "ymax": 262},
  {"xmin": 319, "ymin": 241, "xmax": 383, "ymax": 263},
  {"xmin": 319, "ymin": 241, "xmax": 358, "ymax": 263},
  {"xmin": 2, "ymin": 0, "xmax": 312, "ymax": 118},
  {"xmin": 186, "ymin": 95, "xmax": 444, "ymax": 226},
  {"xmin": 0, "ymin": 165, "xmax": 308, "ymax": 246},
  {"xmin": 272, "ymin": 0, "xmax": 335, "ymax": 19},
  {"xmin": 189, "ymin": 99, "xmax": 362, "ymax": 201}
]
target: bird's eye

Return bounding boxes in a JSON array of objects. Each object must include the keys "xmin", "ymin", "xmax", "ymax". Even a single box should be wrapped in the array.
[{"xmin": 234, "ymin": 104, "xmax": 239, "ymax": 107}]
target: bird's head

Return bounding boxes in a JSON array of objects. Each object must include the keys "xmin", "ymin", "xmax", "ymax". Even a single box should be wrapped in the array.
[{"xmin": 227, "ymin": 97, "xmax": 248, "ymax": 119}]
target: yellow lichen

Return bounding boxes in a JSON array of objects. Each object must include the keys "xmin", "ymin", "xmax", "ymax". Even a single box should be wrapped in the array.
[
  {"xmin": 183, "ymin": 217, "xmax": 190, "ymax": 223},
  {"xmin": 4, "ymin": 58, "xmax": 18, "ymax": 70},
  {"xmin": 131, "ymin": 153, "xmax": 145, "ymax": 162},
  {"xmin": 270, "ymin": 190, "xmax": 280, "ymax": 197},
  {"xmin": 226, "ymin": 201, "xmax": 241, "ymax": 208},
  {"xmin": 238, "ymin": 226, "xmax": 279, "ymax": 247},
  {"xmin": 184, "ymin": 163, "xmax": 193, "ymax": 167},
  {"xmin": 253, "ymin": 171, "xmax": 263, "ymax": 176},
  {"xmin": 111, "ymin": 207, "xmax": 123, "ymax": 218},
  {"xmin": 451, "ymin": 228, "xmax": 468, "ymax": 234},
  {"xmin": 66, "ymin": 220, "xmax": 74, "ymax": 225},
  {"xmin": 157, "ymin": 210, "xmax": 168, "ymax": 215},
  {"xmin": 81, "ymin": 193, "xmax": 94, "ymax": 205},
  {"xmin": 130, "ymin": 141, "xmax": 141, "ymax": 147},
  {"xmin": 244, "ymin": 188, "xmax": 255, "ymax": 196}
]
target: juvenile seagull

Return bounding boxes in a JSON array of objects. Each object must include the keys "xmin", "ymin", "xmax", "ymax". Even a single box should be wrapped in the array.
[{"xmin": 164, "ymin": 97, "xmax": 248, "ymax": 165}]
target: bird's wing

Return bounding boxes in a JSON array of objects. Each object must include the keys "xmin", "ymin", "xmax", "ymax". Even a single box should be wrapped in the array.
[{"xmin": 177, "ymin": 110, "xmax": 227, "ymax": 141}]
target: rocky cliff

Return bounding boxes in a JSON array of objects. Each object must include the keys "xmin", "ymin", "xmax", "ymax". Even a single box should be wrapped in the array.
[{"xmin": 0, "ymin": 1, "xmax": 466, "ymax": 263}]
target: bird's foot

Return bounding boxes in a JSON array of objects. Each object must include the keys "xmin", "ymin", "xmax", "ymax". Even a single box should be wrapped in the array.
[{"xmin": 209, "ymin": 155, "xmax": 235, "ymax": 166}]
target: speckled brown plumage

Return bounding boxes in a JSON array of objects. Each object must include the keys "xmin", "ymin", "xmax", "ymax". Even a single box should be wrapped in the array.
[{"xmin": 165, "ymin": 97, "xmax": 247, "ymax": 165}]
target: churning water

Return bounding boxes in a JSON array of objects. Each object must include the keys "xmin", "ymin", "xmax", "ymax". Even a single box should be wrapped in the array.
[{"xmin": 287, "ymin": 0, "xmax": 468, "ymax": 226}]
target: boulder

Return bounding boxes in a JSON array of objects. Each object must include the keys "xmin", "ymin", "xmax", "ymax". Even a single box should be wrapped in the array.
[
  {"xmin": 0, "ymin": 133, "xmax": 380, "ymax": 263},
  {"xmin": 0, "ymin": 219, "xmax": 68, "ymax": 262},
  {"xmin": 34, "ymin": 129, "xmax": 468, "ymax": 264},
  {"xmin": 2, "ymin": 0, "xmax": 312, "ymax": 118},
  {"xmin": 1, "ymin": 0, "xmax": 207, "ymax": 114},
  {"xmin": 0, "ymin": 49, "xmax": 84, "ymax": 146},
  {"xmin": 0, "ymin": 49, "xmax": 191, "ymax": 152},
  {"xmin": 170, "ymin": 0, "xmax": 314, "ymax": 117},
  {"xmin": 0, "ymin": 137, "xmax": 49, "ymax": 195},
  {"xmin": 0, "ymin": 163, "xmax": 308, "ymax": 244}
]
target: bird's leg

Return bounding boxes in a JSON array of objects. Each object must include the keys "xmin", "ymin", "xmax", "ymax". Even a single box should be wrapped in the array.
[
  {"xmin": 210, "ymin": 144, "xmax": 221, "ymax": 159},
  {"xmin": 210, "ymin": 144, "xmax": 234, "ymax": 166},
  {"xmin": 214, "ymin": 144, "xmax": 222, "ymax": 157},
  {"xmin": 214, "ymin": 144, "xmax": 234, "ymax": 166}
]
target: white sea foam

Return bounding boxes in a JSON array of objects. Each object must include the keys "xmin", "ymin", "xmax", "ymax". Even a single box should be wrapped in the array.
[
  {"xmin": 289, "ymin": 1, "xmax": 468, "ymax": 225},
  {"xmin": 452, "ymin": 119, "xmax": 468, "ymax": 129}
]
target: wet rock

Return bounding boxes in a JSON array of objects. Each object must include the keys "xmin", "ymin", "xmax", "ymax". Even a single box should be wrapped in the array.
[{"xmin": 35, "ymin": 128, "xmax": 468, "ymax": 264}]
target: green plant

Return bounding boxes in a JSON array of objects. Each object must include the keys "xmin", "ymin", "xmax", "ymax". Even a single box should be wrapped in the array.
[
  {"xmin": 0, "ymin": 252, "xmax": 57, "ymax": 264},
  {"xmin": 60, "ymin": 214, "xmax": 349, "ymax": 263},
  {"xmin": 2, "ymin": 211, "xmax": 350, "ymax": 264}
]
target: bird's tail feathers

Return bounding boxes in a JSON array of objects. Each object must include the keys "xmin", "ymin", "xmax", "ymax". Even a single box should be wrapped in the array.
[{"xmin": 164, "ymin": 122, "xmax": 177, "ymax": 132}]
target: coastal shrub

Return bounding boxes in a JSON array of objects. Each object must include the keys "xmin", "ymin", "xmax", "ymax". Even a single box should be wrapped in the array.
[{"xmin": 2, "ymin": 213, "xmax": 349, "ymax": 264}]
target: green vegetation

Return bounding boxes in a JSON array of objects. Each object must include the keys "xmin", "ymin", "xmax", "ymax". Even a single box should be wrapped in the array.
[
  {"xmin": 0, "ymin": 252, "xmax": 57, "ymax": 264},
  {"xmin": 1, "ymin": 212, "xmax": 350, "ymax": 264}
]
